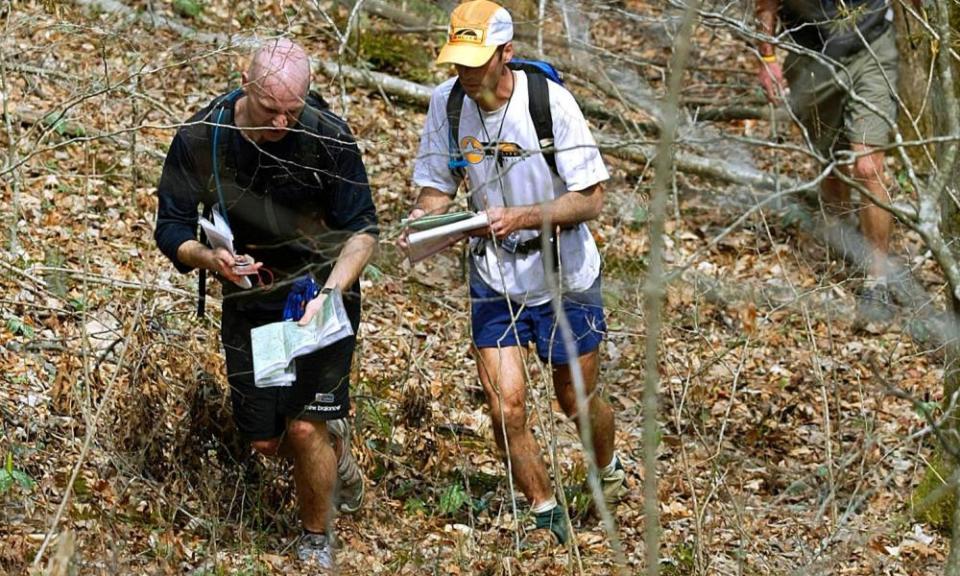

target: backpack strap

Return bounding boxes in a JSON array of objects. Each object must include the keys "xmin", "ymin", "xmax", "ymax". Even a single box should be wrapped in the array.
[
  {"xmin": 522, "ymin": 70, "xmax": 558, "ymax": 176},
  {"xmin": 209, "ymin": 89, "xmax": 242, "ymax": 221},
  {"xmin": 446, "ymin": 79, "xmax": 469, "ymax": 187},
  {"xmin": 195, "ymin": 89, "xmax": 241, "ymax": 318},
  {"xmin": 299, "ymin": 91, "xmax": 339, "ymax": 191},
  {"xmin": 195, "ymin": 202, "xmax": 212, "ymax": 317},
  {"xmin": 507, "ymin": 60, "xmax": 562, "ymax": 176}
]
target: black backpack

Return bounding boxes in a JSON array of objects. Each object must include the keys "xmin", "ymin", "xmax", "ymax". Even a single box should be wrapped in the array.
[
  {"xmin": 445, "ymin": 59, "xmax": 565, "ymax": 187},
  {"xmin": 780, "ymin": 0, "xmax": 890, "ymax": 59},
  {"xmin": 194, "ymin": 89, "xmax": 340, "ymax": 317}
]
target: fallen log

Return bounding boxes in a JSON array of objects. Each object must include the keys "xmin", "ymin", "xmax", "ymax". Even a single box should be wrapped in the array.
[
  {"xmin": 313, "ymin": 60, "xmax": 764, "ymax": 184},
  {"xmin": 318, "ymin": 61, "xmax": 433, "ymax": 104},
  {"xmin": 690, "ymin": 105, "xmax": 793, "ymax": 123}
]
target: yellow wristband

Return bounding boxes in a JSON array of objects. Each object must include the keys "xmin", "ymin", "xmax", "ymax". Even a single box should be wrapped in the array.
[{"xmin": 761, "ymin": 54, "xmax": 777, "ymax": 63}]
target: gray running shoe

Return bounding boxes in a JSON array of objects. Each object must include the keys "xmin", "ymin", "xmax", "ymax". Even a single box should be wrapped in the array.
[
  {"xmin": 296, "ymin": 532, "xmax": 333, "ymax": 569},
  {"xmin": 327, "ymin": 418, "xmax": 365, "ymax": 514},
  {"xmin": 600, "ymin": 457, "xmax": 627, "ymax": 507},
  {"xmin": 856, "ymin": 283, "xmax": 895, "ymax": 326}
]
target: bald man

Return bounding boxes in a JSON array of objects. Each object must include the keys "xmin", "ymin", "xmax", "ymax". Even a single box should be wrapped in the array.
[{"xmin": 154, "ymin": 39, "xmax": 378, "ymax": 568}]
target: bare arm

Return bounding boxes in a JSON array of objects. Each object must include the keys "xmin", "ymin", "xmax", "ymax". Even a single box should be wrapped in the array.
[
  {"xmin": 176, "ymin": 239, "xmax": 217, "ymax": 270},
  {"xmin": 298, "ymin": 232, "xmax": 377, "ymax": 326},
  {"xmin": 755, "ymin": 0, "xmax": 785, "ymax": 104},
  {"xmin": 485, "ymin": 182, "xmax": 604, "ymax": 239},
  {"xmin": 411, "ymin": 186, "xmax": 455, "ymax": 217},
  {"xmin": 325, "ymin": 233, "xmax": 377, "ymax": 291},
  {"xmin": 756, "ymin": 0, "xmax": 779, "ymax": 57}
]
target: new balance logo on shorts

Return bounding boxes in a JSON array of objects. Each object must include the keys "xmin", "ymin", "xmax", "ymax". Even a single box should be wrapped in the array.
[{"xmin": 307, "ymin": 393, "xmax": 341, "ymax": 413}]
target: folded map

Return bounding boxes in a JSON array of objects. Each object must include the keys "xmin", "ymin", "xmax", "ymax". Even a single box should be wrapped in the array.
[
  {"xmin": 405, "ymin": 212, "xmax": 489, "ymax": 263},
  {"xmin": 250, "ymin": 288, "xmax": 353, "ymax": 387}
]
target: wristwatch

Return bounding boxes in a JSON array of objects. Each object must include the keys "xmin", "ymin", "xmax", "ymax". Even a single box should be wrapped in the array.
[{"xmin": 320, "ymin": 286, "xmax": 334, "ymax": 295}]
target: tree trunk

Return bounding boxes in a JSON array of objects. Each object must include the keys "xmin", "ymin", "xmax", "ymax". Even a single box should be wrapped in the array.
[
  {"xmin": 910, "ymin": 0, "xmax": 960, "ymax": 534},
  {"xmin": 934, "ymin": 2, "xmax": 960, "ymax": 461},
  {"xmin": 893, "ymin": 0, "xmax": 936, "ymax": 172},
  {"xmin": 941, "ymin": 0, "xmax": 960, "ymax": 416}
]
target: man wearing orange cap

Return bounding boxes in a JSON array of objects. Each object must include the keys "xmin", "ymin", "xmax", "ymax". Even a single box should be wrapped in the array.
[{"xmin": 408, "ymin": 0, "xmax": 626, "ymax": 546}]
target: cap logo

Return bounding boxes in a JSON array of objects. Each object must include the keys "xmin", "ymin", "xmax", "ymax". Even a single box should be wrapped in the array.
[{"xmin": 450, "ymin": 27, "xmax": 485, "ymax": 44}]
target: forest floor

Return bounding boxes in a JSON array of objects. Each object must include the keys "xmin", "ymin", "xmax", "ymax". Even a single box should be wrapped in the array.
[{"xmin": 0, "ymin": 1, "xmax": 949, "ymax": 574}]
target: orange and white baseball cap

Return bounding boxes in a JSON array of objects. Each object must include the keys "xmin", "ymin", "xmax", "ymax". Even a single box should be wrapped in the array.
[{"xmin": 437, "ymin": 0, "xmax": 513, "ymax": 68}]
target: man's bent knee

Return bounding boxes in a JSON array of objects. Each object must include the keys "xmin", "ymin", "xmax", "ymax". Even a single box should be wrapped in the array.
[
  {"xmin": 558, "ymin": 390, "xmax": 600, "ymax": 422},
  {"xmin": 853, "ymin": 154, "xmax": 885, "ymax": 185},
  {"xmin": 251, "ymin": 437, "xmax": 282, "ymax": 456},
  {"xmin": 490, "ymin": 397, "xmax": 528, "ymax": 437},
  {"xmin": 286, "ymin": 419, "xmax": 325, "ymax": 447}
]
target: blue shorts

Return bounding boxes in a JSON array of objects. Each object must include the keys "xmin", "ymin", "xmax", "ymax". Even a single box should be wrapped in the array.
[{"xmin": 470, "ymin": 267, "xmax": 606, "ymax": 366}]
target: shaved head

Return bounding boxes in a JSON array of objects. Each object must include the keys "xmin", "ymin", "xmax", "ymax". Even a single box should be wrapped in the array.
[
  {"xmin": 245, "ymin": 38, "xmax": 311, "ymax": 101},
  {"xmin": 237, "ymin": 38, "xmax": 312, "ymax": 142}
]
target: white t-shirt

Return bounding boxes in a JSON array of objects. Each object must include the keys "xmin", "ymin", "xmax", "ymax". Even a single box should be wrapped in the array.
[{"xmin": 413, "ymin": 71, "xmax": 609, "ymax": 305}]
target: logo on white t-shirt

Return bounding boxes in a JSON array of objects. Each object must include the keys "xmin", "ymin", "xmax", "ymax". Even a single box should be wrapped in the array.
[
  {"xmin": 460, "ymin": 136, "xmax": 524, "ymax": 164},
  {"xmin": 462, "ymin": 136, "xmax": 484, "ymax": 164}
]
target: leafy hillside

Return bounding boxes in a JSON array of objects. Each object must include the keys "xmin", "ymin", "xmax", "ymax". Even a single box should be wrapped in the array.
[{"xmin": 0, "ymin": 1, "xmax": 946, "ymax": 574}]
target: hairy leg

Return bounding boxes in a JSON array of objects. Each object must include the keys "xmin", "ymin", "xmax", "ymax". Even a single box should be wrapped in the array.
[
  {"xmin": 475, "ymin": 346, "xmax": 553, "ymax": 506},
  {"xmin": 821, "ymin": 173, "xmax": 853, "ymax": 217},
  {"xmin": 285, "ymin": 419, "xmax": 336, "ymax": 532},
  {"xmin": 552, "ymin": 350, "xmax": 615, "ymax": 469},
  {"xmin": 851, "ymin": 145, "xmax": 892, "ymax": 278}
]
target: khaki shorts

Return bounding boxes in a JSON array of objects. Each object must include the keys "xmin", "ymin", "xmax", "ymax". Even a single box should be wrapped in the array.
[{"xmin": 784, "ymin": 27, "xmax": 898, "ymax": 157}]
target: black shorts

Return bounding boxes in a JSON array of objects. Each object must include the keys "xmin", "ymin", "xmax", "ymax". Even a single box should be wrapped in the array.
[{"xmin": 220, "ymin": 290, "xmax": 361, "ymax": 441}]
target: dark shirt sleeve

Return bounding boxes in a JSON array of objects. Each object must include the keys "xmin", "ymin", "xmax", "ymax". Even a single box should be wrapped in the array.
[
  {"xmin": 154, "ymin": 131, "xmax": 205, "ymax": 273},
  {"xmin": 322, "ymin": 122, "xmax": 379, "ymax": 237}
]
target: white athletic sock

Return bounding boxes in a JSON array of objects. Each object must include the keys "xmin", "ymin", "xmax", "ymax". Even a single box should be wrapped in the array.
[
  {"xmin": 598, "ymin": 453, "xmax": 620, "ymax": 479},
  {"xmin": 531, "ymin": 497, "xmax": 558, "ymax": 515}
]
